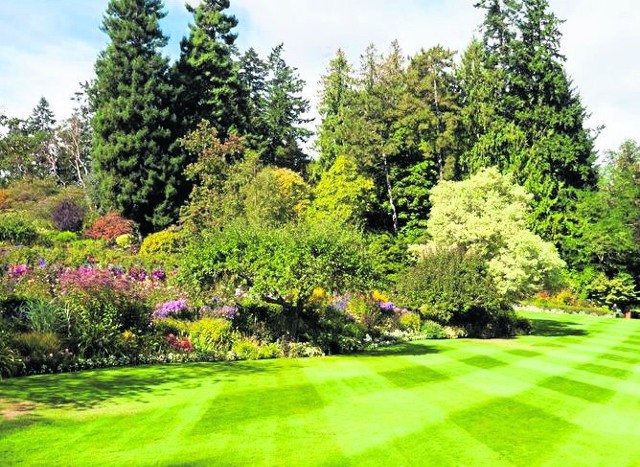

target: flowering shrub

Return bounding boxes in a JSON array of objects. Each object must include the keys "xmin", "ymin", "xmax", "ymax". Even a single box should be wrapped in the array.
[
  {"xmin": 7, "ymin": 264, "xmax": 29, "ymax": 278},
  {"xmin": 85, "ymin": 212, "xmax": 135, "ymax": 242}
]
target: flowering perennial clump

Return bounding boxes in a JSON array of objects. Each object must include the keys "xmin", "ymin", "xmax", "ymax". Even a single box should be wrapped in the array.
[{"xmin": 153, "ymin": 299, "xmax": 189, "ymax": 320}]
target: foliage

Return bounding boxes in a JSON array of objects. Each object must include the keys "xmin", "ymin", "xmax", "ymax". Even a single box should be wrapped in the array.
[
  {"xmin": 51, "ymin": 198, "xmax": 86, "ymax": 232},
  {"xmin": 307, "ymin": 155, "xmax": 374, "ymax": 225},
  {"xmin": 395, "ymin": 247, "xmax": 516, "ymax": 337},
  {"xmin": 180, "ymin": 221, "xmax": 378, "ymax": 339},
  {"xmin": 91, "ymin": 0, "xmax": 180, "ymax": 233},
  {"xmin": 84, "ymin": 212, "xmax": 135, "ymax": 242},
  {"xmin": 188, "ymin": 318, "xmax": 234, "ymax": 353},
  {"xmin": 587, "ymin": 273, "xmax": 639, "ymax": 311},
  {"xmin": 426, "ymin": 167, "xmax": 565, "ymax": 298},
  {"xmin": 173, "ymin": 0, "xmax": 245, "ymax": 138},
  {"xmin": 22, "ymin": 299, "xmax": 64, "ymax": 334},
  {"xmin": 139, "ymin": 228, "xmax": 184, "ymax": 260},
  {"xmin": 0, "ymin": 332, "xmax": 24, "ymax": 379},
  {"xmin": 421, "ymin": 320, "xmax": 447, "ymax": 339},
  {"xmin": 0, "ymin": 214, "xmax": 38, "ymax": 244}
]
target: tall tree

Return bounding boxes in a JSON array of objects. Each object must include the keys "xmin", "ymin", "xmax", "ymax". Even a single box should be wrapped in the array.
[
  {"xmin": 261, "ymin": 44, "xmax": 312, "ymax": 171},
  {"xmin": 174, "ymin": 0, "xmax": 244, "ymax": 137},
  {"xmin": 315, "ymin": 49, "xmax": 354, "ymax": 173},
  {"xmin": 91, "ymin": 0, "xmax": 179, "ymax": 233},
  {"xmin": 469, "ymin": 0, "xmax": 597, "ymax": 239},
  {"xmin": 238, "ymin": 47, "xmax": 268, "ymax": 140}
]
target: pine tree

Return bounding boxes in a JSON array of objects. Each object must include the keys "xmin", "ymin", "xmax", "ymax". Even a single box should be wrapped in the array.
[
  {"xmin": 261, "ymin": 44, "xmax": 312, "ymax": 171},
  {"xmin": 91, "ymin": 0, "xmax": 178, "ymax": 233},
  {"xmin": 470, "ymin": 0, "xmax": 597, "ymax": 239},
  {"xmin": 174, "ymin": 0, "xmax": 244, "ymax": 137},
  {"xmin": 315, "ymin": 49, "xmax": 354, "ymax": 172}
]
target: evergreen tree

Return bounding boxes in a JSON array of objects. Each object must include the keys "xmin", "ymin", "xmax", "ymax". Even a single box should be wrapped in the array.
[
  {"xmin": 238, "ymin": 47, "xmax": 268, "ymax": 139},
  {"xmin": 91, "ymin": 0, "xmax": 178, "ymax": 233},
  {"xmin": 261, "ymin": 44, "xmax": 312, "ymax": 171},
  {"xmin": 174, "ymin": 0, "xmax": 244, "ymax": 137},
  {"xmin": 315, "ymin": 49, "xmax": 354, "ymax": 172},
  {"xmin": 469, "ymin": 0, "xmax": 597, "ymax": 239}
]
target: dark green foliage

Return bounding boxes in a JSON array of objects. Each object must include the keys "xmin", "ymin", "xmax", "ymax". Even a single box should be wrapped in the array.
[
  {"xmin": 463, "ymin": 0, "xmax": 597, "ymax": 240},
  {"xmin": 394, "ymin": 248, "xmax": 519, "ymax": 337},
  {"xmin": 174, "ymin": 0, "xmax": 245, "ymax": 137},
  {"xmin": 91, "ymin": 0, "xmax": 180, "ymax": 233}
]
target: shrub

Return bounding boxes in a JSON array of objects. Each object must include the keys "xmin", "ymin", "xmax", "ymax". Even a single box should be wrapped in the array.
[
  {"xmin": 139, "ymin": 229, "xmax": 184, "ymax": 257},
  {"xmin": 11, "ymin": 331, "xmax": 61, "ymax": 360},
  {"xmin": 188, "ymin": 318, "xmax": 234, "ymax": 353},
  {"xmin": 0, "ymin": 214, "xmax": 38, "ymax": 244},
  {"xmin": 231, "ymin": 337, "xmax": 261, "ymax": 360},
  {"xmin": 115, "ymin": 234, "xmax": 134, "ymax": 249},
  {"xmin": 281, "ymin": 342, "xmax": 325, "ymax": 358},
  {"xmin": 153, "ymin": 317, "xmax": 190, "ymax": 337},
  {"xmin": 421, "ymin": 320, "xmax": 447, "ymax": 339},
  {"xmin": 50, "ymin": 231, "xmax": 79, "ymax": 243},
  {"xmin": 85, "ymin": 212, "xmax": 135, "ymax": 242},
  {"xmin": 398, "ymin": 311, "xmax": 421, "ymax": 333},
  {"xmin": 51, "ymin": 199, "xmax": 85, "ymax": 232},
  {"xmin": 395, "ymin": 248, "xmax": 514, "ymax": 337},
  {"xmin": 0, "ymin": 335, "xmax": 24, "ymax": 379}
]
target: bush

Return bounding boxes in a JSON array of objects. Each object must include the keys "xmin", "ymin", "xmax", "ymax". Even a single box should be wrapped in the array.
[
  {"xmin": 398, "ymin": 311, "xmax": 421, "ymax": 333},
  {"xmin": 0, "ymin": 214, "xmax": 38, "ymax": 244},
  {"xmin": 11, "ymin": 331, "xmax": 61, "ymax": 360},
  {"xmin": 0, "ymin": 331, "xmax": 24, "ymax": 379},
  {"xmin": 421, "ymin": 320, "xmax": 447, "ymax": 339},
  {"xmin": 395, "ymin": 248, "xmax": 514, "ymax": 337},
  {"xmin": 51, "ymin": 199, "xmax": 85, "ymax": 232},
  {"xmin": 85, "ymin": 212, "xmax": 135, "ymax": 242},
  {"xmin": 188, "ymin": 318, "xmax": 234, "ymax": 353},
  {"xmin": 22, "ymin": 299, "xmax": 63, "ymax": 333},
  {"xmin": 231, "ymin": 338, "xmax": 261, "ymax": 360},
  {"xmin": 281, "ymin": 341, "xmax": 325, "ymax": 358},
  {"xmin": 49, "ymin": 231, "xmax": 79, "ymax": 243},
  {"xmin": 139, "ymin": 229, "xmax": 184, "ymax": 258}
]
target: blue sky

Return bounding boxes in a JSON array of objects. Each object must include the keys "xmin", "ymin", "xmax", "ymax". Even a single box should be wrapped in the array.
[{"xmin": 0, "ymin": 0, "xmax": 638, "ymax": 155}]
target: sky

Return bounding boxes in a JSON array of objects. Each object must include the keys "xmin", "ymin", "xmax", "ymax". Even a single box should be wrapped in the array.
[{"xmin": 0, "ymin": 0, "xmax": 637, "ymax": 156}]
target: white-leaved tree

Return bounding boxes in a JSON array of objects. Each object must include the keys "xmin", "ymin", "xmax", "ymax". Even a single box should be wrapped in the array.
[{"xmin": 423, "ymin": 167, "xmax": 565, "ymax": 299}]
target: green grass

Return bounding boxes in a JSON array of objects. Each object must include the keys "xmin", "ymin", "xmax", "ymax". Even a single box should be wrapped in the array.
[{"xmin": 1, "ymin": 312, "xmax": 639, "ymax": 466}]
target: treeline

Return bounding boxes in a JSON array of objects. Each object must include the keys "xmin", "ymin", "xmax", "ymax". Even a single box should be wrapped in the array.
[{"xmin": 1, "ymin": 0, "xmax": 638, "ymax": 305}]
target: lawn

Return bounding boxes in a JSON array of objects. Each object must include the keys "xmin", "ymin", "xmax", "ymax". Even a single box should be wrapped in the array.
[{"xmin": 1, "ymin": 312, "xmax": 639, "ymax": 466}]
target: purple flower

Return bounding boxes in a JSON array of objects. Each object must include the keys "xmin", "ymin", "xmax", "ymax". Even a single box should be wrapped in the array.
[
  {"xmin": 151, "ymin": 269, "xmax": 166, "ymax": 281},
  {"xmin": 8, "ymin": 264, "xmax": 29, "ymax": 277},
  {"xmin": 331, "ymin": 293, "xmax": 350, "ymax": 311},
  {"xmin": 153, "ymin": 299, "xmax": 188, "ymax": 319},
  {"xmin": 379, "ymin": 301, "xmax": 396, "ymax": 311},
  {"xmin": 38, "ymin": 257, "xmax": 46, "ymax": 268}
]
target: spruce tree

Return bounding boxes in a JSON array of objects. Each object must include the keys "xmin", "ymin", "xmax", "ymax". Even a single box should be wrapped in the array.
[
  {"xmin": 174, "ymin": 0, "xmax": 244, "ymax": 137},
  {"xmin": 92, "ymin": 0, "xmax": 178, "ymax": 233},
  {"xmin": 470, "ymin": 0, "xmax": 597, "ymax": 239},
  {"xmin": 261, "ymin": 44, "xmax": 312, "ymax": 171}
]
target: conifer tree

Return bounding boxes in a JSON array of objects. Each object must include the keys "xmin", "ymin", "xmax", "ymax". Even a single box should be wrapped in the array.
[
  {"xmin": 174, "ymin": 0, "xmax": 244, "ymax": 137},
  {"xmin": 92, "ymin": 0, "xmax": 178, "ymax": 233},
  {"xmin": 469, "ymin": 0, "xmax": 597, "ymax": 238}
]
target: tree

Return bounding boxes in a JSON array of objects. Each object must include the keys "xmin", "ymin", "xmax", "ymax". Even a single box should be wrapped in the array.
[
  {"xmin": 174, "ymin": 0, "xmax": 244, "ymax": 137},
  {"xmin": 315, "ymin": 49, "xmax": 355, "ymax": 173},
  {"xmin": 261, "ymin": 44, "xmax": 312, "ymax": 171},
  {"xmin": 424, "ymin": 167, "xmax": 565, "ymax": 298},
  {"xmin": 468, "ymin": 0, "xmax": 597, "ymax": 240},
  {"xmin": 238, "ymin": 47, "xmax": 268, "ymax": 140},
  {"xmin": 307, "ymin": 155, "xmax": 374, "ymax": 225},
  {"xmin": 91, "ymin": 0, "xmax": 179, "ymax": 233},
  {"xmin": 562, "ymin": 140, "xmax": 640, "ymax": 277}
]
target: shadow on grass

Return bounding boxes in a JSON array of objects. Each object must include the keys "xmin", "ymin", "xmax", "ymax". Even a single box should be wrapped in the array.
[
  {"xmin": 0, "ymin": 361, "xmax": 269, "ymax": 410},
  {"xmin": 529, "ymin": 319, "xmax": 588, "ymax": 337},
  {"xmin": 361, "ymin": 341, "xmax": 439, "ymax": 357}
]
